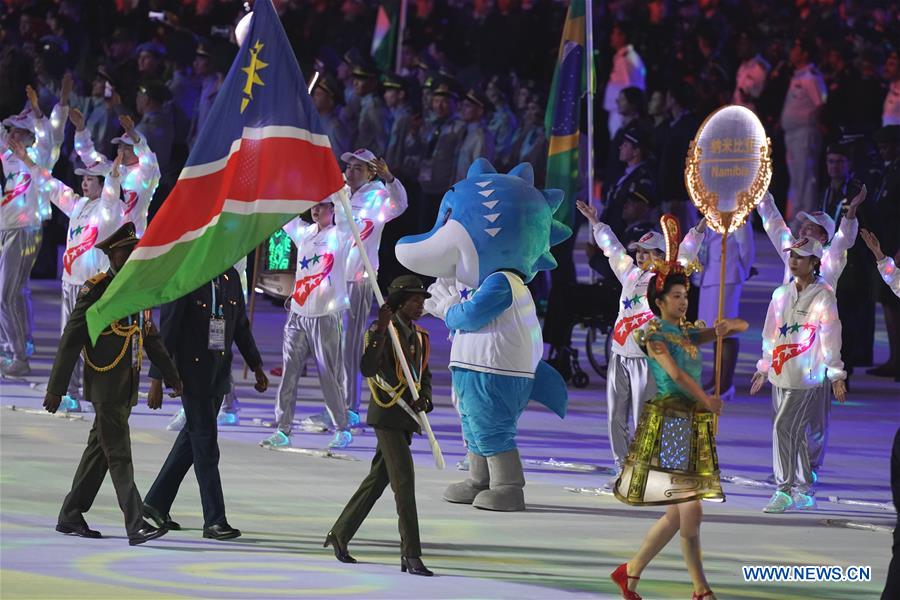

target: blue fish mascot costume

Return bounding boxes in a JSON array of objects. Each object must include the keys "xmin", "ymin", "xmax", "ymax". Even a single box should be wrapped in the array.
[{"xmin": 396, "ymin": 159, "xmax": 571, "ymax": 511}]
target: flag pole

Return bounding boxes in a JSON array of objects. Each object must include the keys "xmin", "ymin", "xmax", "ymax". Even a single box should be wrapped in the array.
[
  {"xmin": 584, "ymin": 0, "xmax": 594, "ymax": 210},
  {"xmin": 242, "ymin": 71, "xmax": 321, "ymax": 379},
  {"xmin": 338, "ymin": 194, "xmax": 445, "ymax": 469},
  {"xmin": 395, "ymin": 0, "xmax": 408, "ymax": 73},
  {"xmin": 307, "ymin": 71, "xmax": 320, "ymax": 94}
]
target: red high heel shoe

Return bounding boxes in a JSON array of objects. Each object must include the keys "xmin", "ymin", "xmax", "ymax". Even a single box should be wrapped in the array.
[
  {"xmin": 610, "ymin": 563, "xmax": 642, "ymax": 600},
  {"xmin": 691, "ymin": 591, "xmax": 715, "ymax": 599}
]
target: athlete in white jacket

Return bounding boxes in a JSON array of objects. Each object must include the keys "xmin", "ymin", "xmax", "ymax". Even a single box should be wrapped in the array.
[
  {"xmin": 751, "ymin": 238, "xmax": 846, "ymax": 514},
  {"xmin": 0, "ymin": 84, "xmax": 69, "ymax": 376},
  {"xmin": 14, "ymin": 144, "xmax": 124, "ymax": 410},
  {"xmin": 757, "ymin": 189, "xmax": 864, "ymax": 290},
  {"xmin": 756, "ymin": 188, "xmax": 863, "ymax": 474},
  {"xmin": 70, "ymin": 111, "xmax": 160, "ymax": 237},
  {"xmin": 337, "ymin": 149, "xmax": 408, "ymax": 423},
  {"xmin": 577, "ymin": 200, "xmax": 703, "ymax": 479},
  {"xmin": 261, "ymin": 198, "xmax": 354, "ymax": 450}
]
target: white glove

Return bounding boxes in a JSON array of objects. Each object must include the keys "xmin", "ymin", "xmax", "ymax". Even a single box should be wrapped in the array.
[{"xmin": 424, "ymin": 277, "xmax": 461, "ymax": 320}]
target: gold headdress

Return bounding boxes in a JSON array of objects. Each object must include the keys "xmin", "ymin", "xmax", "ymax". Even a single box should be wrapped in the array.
[{"xmin": 647, "ymin": 214, "xmax": 702, "ymax": 291}]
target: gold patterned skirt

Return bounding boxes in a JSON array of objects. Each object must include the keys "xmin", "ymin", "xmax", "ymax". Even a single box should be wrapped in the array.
[{"xmin": 614, "ymin": 394, "xmax": 724, "ymax": 506}]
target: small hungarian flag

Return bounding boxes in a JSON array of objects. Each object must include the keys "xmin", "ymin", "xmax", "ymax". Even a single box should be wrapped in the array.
[
  {"xmin": 371, "ymin": 0, "xmax": 399, "ymax": 72},
  {"xmin": 86, "ymin": 0, "xmax": 344, "ymax": 342},
  {"xmin": 544, "ymin": 0, "xmax": 591, "ymax": 229}
]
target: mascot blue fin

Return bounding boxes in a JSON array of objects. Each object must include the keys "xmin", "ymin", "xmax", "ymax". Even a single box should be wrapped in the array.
[
  {"xmin": 541, "ymin": 188, "xmax": 564, "ymax": 213},
  {"xmin": 508, "ymin": 162, "xmax": 535, "ymax": 185},
  {"xmin": 550, "ymin": 221, "xmax": 572, "ymax": 246},
  {"xmin": 530, "ymin": 360, "xmax": 568, "ymax": 418},
  {"xmin": 467, "ymin": 158, "xmax": 497, "ymax": 178},
  {"xmin": 533, "ymin": 252, "xmax": 558, "ymax": 272}
]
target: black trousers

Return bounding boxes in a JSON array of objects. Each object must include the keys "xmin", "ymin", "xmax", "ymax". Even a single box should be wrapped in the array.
[
  {"xmin": 543, "ymin": 281, "xmax": 620, "ymax": 349},
  {"xmin": 58, "ymin": 401, "xmax": 143, "ymax": 535},
  {"xmin": 837, "ymin": 279, "xmax": 875, "ymax": 368},
  {"xmin": 331, "ymin": 427, "xmax": 421, "ymax": 557},
  {"xmin": 145, "ymin": 392, "xmax": 226, "ymax": 528}
]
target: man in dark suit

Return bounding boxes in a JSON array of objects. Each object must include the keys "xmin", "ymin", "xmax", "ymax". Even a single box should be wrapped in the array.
[
  {"xmin": 869, "ymin": 126, "xmax": 900, "ymax": 381},
  {"xmin": 658, "ymin": 81, "xmax": 701, "ymax": 233},
  {"xmin": 326, "ymin": 275, "xmax": 434, "ymax": 577},
  {"xmin": 601, "ymin": 122, "xmax": 657, "ymax": 239},
  {"xmin": 589, "ymin": 182, "xmax": 658, "ymax": 279},
  {"xmin": 45, "ymin": 222, "xmax": 182, "ymax": 546},
  {"xmin": 142, "ymin": 267, "xmax": 269, "ymax": 540}
]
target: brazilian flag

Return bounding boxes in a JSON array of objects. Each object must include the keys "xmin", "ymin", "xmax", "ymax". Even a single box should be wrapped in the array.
[{"xmin": 545, "ymin": 0, "xmax": 592, "ymax": 228}]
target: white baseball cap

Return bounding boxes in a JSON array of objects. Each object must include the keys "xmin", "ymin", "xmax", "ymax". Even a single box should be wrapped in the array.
[
  {"xmin": 340, "ymin": 148, "xmax": 376, "ymax": 165},
  {"xmin": 783, "ymin": 237, "xmax": 824, "ymax": 259},
  {"xmin": 74, "ymin": 159, "xmax": 111, "ymax": 177},
  {"xmin": 110, "ymin": 132, "xmax": 139, "ymax": 146},
  {"xmin": 797, "ymin": 210, "xmax": 835, "ymax": 241},
  {"xmin": 627, "ymin": 231, "xmax": 666, "ymax": 253},
  {"xmin": 2, "ymin": 112, "xmax": 35, "ymax": 132}
]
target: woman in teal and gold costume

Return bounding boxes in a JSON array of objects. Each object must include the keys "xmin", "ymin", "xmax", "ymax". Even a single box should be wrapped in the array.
[{"xmin": 609, "ymin": 215, "xmax": 748, "ymax": 600}]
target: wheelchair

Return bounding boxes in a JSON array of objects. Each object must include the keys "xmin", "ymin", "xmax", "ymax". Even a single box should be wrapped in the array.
[{"xmin": 546, "ymin": 281, "xmax": 620, "ymax": 388}]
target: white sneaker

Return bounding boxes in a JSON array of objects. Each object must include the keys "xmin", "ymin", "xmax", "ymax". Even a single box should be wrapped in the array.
[
  {"xmin": 328, "ymin": 430, "xmax": 352, "ymax": 449},
  {"xmin": 167, "ymin": 408, "xmax": 186, "ymax": 431},
  {"xmin": 260, "ymin": 431, "xmax": 291, "ymax": 448},
  {"xmin": 217, "ymin": 411, "xmax": 239, "ymax": 426},
  {"xmin": 791, "ymin": 492, "xmax": 817, "ymax": 510},
  {"xmin": 61, "ymin": 395, "xmax": 82, "ymax": 413},
  {"xmin": 763, "ymin": 491, "xmax": 794, "ymax": 513},
  {"xmin": 0, "ymin": 358, "xmax": 30, "ymax": 377}
]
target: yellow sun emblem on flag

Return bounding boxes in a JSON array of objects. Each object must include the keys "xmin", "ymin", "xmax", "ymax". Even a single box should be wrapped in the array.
[{"xmin": 240, "ymin": 40, "xmax": 268, "ymax": 113}]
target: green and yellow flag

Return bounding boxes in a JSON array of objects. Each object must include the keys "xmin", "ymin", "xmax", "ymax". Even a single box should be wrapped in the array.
[{"xmin": 545, "ymin": 0, "xmax": 592, "ymax": 228}]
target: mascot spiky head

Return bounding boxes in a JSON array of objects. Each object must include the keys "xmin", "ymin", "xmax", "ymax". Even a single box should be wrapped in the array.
[{"xmin": 396, "ymin": 159, "xmax": 571, "ymax": 289}]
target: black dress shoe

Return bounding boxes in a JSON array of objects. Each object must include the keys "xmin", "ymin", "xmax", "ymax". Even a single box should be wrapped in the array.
[
  {"xmin": 401, "ymin": 556, "xmax": 433, "ymax": 576},
  {"xmin": 128, "ymin": 521, "xmax": 168, "ymax": 546},
  {"xmin": 56, "ymin": 521, "xmax": 102, "ymax": 539},
  {"xmin": 143, "ymin": 503, "xmax": 181, "ymax": 530},
  {"xmin": 203, "ymin": 523, "xmax": 241, "ymax": 540},
  {"xmin": 323, "ymin": 531, "xmax": 356, "ymax": 563}
]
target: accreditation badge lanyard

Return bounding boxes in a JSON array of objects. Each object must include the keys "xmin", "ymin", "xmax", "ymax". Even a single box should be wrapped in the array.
[{"xmin": 208, "ymin": 277, "xmax": 226, "ymax": 350}]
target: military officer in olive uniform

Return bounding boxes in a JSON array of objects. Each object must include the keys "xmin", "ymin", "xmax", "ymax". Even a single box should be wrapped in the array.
[
  {"xmin": 45, "ymin": 222, "xmax": 183, "ymax": 546},
  {"xmin": 349, "ymin": 55, "xmax": 388, "ymax": 156},
  {"xmin": 142, "ymin": 266, "xmax": 268, "ymax": 540},
  {"xmin": 325, "ymin": 275, "xmax": 434, "ymax": 577},
  {"xmin": 418, "ymin": 77, "xmax": 467, "ymax": 230}
]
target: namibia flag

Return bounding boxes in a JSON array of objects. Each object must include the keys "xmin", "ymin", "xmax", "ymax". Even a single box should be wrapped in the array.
[{"xmin": 86, "ymin": 0, "xmax": 345, "ymax": 341}]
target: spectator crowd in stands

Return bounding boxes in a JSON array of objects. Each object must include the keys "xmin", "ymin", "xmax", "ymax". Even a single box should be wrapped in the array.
[{"xmin": 1, "ymin": 0, "xmax": 899, "ymax": 380}]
